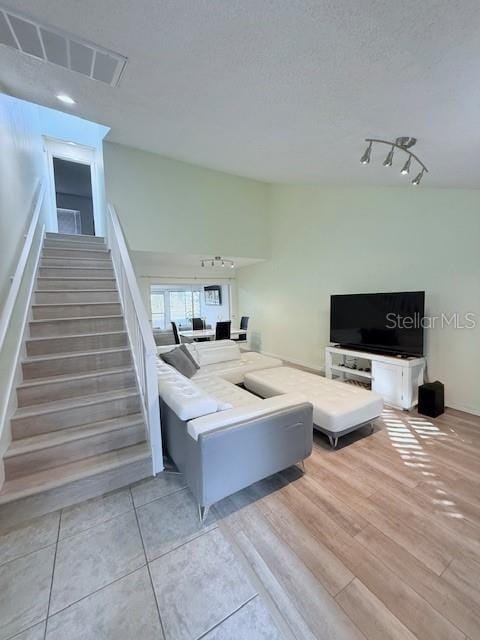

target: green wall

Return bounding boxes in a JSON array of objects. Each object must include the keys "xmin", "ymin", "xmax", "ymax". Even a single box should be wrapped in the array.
[
  {"xmin": 237, "ymin": 185, "xmax": 480, "ymax": 414},
  {"xmin": 104, "ymin": 142, "xmax": 270, "ymax": 259}
]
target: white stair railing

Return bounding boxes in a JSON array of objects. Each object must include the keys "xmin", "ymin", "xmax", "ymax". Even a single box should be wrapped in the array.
[
  {"xmin": 0, "ymin": 181, "xmax": 46, "ymax": 457},
  {"xmin": 106, "ymin": 204, "xmax": 163, "ymax": 475}
]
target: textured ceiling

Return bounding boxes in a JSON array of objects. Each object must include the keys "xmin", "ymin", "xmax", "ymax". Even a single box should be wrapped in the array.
[{"xmin": 1, "ymin": 0, "xmax": 480, "ymax": 187}]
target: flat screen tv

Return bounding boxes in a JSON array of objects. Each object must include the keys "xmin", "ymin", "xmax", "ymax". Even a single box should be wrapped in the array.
[{"xmin": 330, "ymin": 291, "xmax": 425, "ymax": 356}]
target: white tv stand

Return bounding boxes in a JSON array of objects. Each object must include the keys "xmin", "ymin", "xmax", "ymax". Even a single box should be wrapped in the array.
[{"xmin": 325, "ymin": 345, "xmax": 425, "ymax": 410}]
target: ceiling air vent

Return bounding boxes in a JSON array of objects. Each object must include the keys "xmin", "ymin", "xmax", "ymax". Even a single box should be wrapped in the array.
[{"xmin": 0, "ymin": 6, "xmax": 126, "ymax": 86}]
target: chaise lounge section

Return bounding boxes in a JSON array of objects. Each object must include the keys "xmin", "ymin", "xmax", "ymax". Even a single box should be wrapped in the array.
[{"xmin": 244, "ymin": 366, "xmax": 383, "ymax": 447}]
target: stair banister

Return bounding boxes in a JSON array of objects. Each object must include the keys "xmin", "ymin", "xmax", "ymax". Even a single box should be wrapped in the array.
[
  {"xmin": 106, "ymin": 204, "xmax": 163, "ymax": 475},
  {"xmin": 0, "ymin": 181, "xmax": 46, "ymax": 461}
]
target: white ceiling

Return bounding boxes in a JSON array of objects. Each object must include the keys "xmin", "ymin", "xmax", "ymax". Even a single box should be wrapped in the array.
[{"xmin": 1, "ymin": 0, "xmax": 480, "ymax": 187}]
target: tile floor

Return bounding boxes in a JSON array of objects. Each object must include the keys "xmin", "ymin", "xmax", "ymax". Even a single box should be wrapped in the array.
[{"xmin": 0, "ymin": 472, "xmax": 283, "ymax": 640}]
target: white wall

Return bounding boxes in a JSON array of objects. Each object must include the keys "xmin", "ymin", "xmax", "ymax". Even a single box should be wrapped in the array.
[
  {"xmin": 0, "ymin": 94, "xmax": 47, "ymax": 307},
  {"xmin": 0, "ymin": 93, "xmax": 49, "ymax": 477},
  {"xmin": 237, "ymin": 185, "xmax": 480, "ymax": 414},
  {"xmin": 104, "ymin": 141, "xmax": 270, "ymax": 260}
]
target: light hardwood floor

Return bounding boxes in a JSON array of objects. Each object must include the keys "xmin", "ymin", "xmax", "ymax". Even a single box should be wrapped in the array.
[{"xmin": 216, "ymin": 406, "xmax": 480, "ymax": 640}]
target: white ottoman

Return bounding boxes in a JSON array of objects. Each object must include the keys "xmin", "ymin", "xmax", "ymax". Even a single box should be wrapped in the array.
[{"xmin": 244, "ymin": 366, "xmax": 383, "ymax": 447}]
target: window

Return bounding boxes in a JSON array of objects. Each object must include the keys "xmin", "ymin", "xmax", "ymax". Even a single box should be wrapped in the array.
[
  {"xmin": 169, "ymin": 290, "xmax": 201, "ymax": 324},
  {"xmin": 150, "ymin": 284, "xmax": 229, "ymax": 332},
  {"xmin": 151, "ymin": 292, "xmax": 165, "ymax": 329}
]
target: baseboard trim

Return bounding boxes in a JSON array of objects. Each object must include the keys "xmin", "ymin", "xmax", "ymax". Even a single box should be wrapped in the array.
[{"xmin": 445, "ymin": 402, "xmax": 480, "ymax": 418}]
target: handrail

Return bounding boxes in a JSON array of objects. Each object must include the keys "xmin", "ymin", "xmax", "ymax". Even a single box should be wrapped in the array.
[
  {"xmin": 0, "ymin": 181, "xmax": 45, "ymax": 352},
  {"xmin": 106, "ymin": 203, "xmax": 163, "ymax": 475},
  {"xmin": 0, "ymin": 181, "xmax": 46, "ymax": 454}
]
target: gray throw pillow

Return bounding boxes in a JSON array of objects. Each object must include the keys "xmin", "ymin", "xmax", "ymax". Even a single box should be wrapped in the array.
[
  {"xmin": 179, "ymin": 344, "xmax": 200, "ymax": 370},
  {"xmin": 160, "ymin": 347, "xmax": 198, "ymax": 378}
]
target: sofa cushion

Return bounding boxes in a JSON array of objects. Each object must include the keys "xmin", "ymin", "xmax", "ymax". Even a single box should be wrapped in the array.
[
  {"xmin": 194, "ymin": 376, "xmax": 262, "ymax": 411},
  {"xmin": 193, "ymin": 352, "xmax": 283, "ymax": 385},
  {"xmin": 156, "ymin": 360, "xmax": 219, "ymax": 421},
  {"xmin": 179, "ymin": 344, "xmax": 200, "ymax": 370},
  {"xmin": 160, "ymin": 346, "xmax": 198, "ymax": 378},
  {"xmin": 244, "ymin": 367, "xmax": 383, "ymax": 434},
  {"xmin": 187, "ymin": 392, "xmax": 310, "ymax": 440},
  {"xmin": 187, "ymin": 340, "xmax": 241, "ymax": 367}
]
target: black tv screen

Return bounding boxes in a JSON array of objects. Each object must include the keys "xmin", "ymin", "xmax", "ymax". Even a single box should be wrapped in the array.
[{"xmin": 330, "ymin": 291, "xmax": 425, "ymax": 356}]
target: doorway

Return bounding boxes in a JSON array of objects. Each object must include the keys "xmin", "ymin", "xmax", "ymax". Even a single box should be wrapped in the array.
[{"xmin": 53, "ymin": 157, "xmax": 95, "ymax": 236}]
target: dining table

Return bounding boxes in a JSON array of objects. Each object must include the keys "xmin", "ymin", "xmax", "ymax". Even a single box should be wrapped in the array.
[{"xmin": 178, "ymin": 328, "xmax": 247, "ymax": 340}]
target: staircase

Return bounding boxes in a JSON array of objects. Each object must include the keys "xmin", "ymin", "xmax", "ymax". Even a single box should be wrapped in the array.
[{"xmin": 0, "ymin": 232, "xmax": 152, "ymax": 529}]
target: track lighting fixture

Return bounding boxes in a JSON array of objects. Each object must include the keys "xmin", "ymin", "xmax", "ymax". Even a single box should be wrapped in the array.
[
  {"xmin": 360, "ymin": 141, "xmax": 372, "ymax": 164},
  {"xmin": 360, "ymin": 136, "xmax": 428, "ymax": 185},
  {"xmin": 383, "ymin": 146, "xmax": 395, "ymax": 167},
  {"xmin": 201, "ymin": 256, "xmax": 235, "ymax": 268}
]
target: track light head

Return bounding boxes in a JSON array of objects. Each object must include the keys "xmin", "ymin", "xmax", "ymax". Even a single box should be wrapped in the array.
[
  {"xmin": 400, "ymin": 155, "xmax": 412, "ymax": 175},
  {"xmin": 411, "ymin": 169, "xmax": 424, "ymax": 186},
  {"xmin": 383, "ymin": 146, "xmax": 394, "ymax": 167},
  {"xmin": 360, "ymin": 141, "xmax": 372, "ymax": 164},
  {"xmin": 230, "ymin": 262, "xmax": 235, "ymax": 269},
  {"xmin": 201, "ymin": 260, "xmax": 205, "ymax": 267}
]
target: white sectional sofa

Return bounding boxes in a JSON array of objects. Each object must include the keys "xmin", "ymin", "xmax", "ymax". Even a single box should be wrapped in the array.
[{"xmin": 156, "ymin": 343, "xmax": 313, "ymax": 519}]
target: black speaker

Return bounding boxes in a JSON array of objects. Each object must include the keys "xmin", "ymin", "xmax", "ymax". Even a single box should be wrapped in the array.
[{"xmin": 418, "ymin": 381, "xmax": 444, "ymax": 418}]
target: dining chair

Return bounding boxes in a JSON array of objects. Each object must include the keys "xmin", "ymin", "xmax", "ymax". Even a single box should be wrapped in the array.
[
  {"xmin": 238, "ymin": 316, "xmax": 249, "ymax": 341},
  {"xmin": 215, "ymin": 321, "xmax": 231, "ymax": 340},
  {"xmin": 192, "ymin": 317, "xmax": 210, "ymax": 341},
  {"xmin": 192, "ymin": 317, "xmax": 205, "ymax": 330},
  {"xmin": 171, "ymin": 321, "xmax": 181, "ymax": 344},
  {"xmin": 233, "ymin": 316, "xmax": 249, "ymax": 341}
]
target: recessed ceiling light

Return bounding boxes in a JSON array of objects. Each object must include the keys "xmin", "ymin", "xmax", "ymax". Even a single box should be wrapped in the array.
[{"xmin": 56, "ymin": 93, "xmax": 75, "ymax": 105}]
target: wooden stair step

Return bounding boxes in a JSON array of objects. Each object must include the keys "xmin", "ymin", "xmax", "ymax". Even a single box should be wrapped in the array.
[
  {"xmin": 4, "ymin": 415, "xmax": 146, "ymax": 480},
  {"xmin": 43, "ymin": 240, "xmax": 107, "ymax": 251},
  {"xmin": 0, "ymin": 442, "xmax": 150, "ymax": 505},
  {"xmin": 32, "ymin": 301, "xmax": 121, "ymax": 320},
  {"xmin": 36, "ymin": 277, "xmax": 117, "ymax": 290},
  {"xmin": 26, "ymin": 331, "xmax": 128, "ymax": 356},
  {"xmin": 41, "ymin": 258, "xmax": 113, "ymax": 268},
  {"xmin": 46, "ymin": 232, "xmax": 105, "ymax": 243},
  {"xmin": 0, "ymin": 444, "xmax": 151, "ymax": 530},
  {"xmin": 29, "ymin": 315, "xmax": 124, "ymax": 337},
  {"xmin": 13, "ymin": 387, "xmax": 139, "ymax": 419},
  {"xmin": 17, "ymin": 366, "xmax": 136, "ymax": 406},
  {"xmin": 11, "ymin": 388, "xmax": 141, "ymax": 439},
  {"xmin": 35, "ymin": 289, "xmax": 119, "ymax": 304},
  {"xmin": 22, "ymin": 347, "xmax": 131, "ymax": 379},
  {"xmin": 43, "ymin": 247, "xmax": 109, "ymax": 257},
  {"xmin": 39, "ymin": 266, "xmax": 114, "ymax": 278}
]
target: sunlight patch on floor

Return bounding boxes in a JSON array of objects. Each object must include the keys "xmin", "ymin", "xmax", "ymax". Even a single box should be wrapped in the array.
[{"xmin": 381, "ymin": 410, "xmax": 465, "ymax": 521}]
